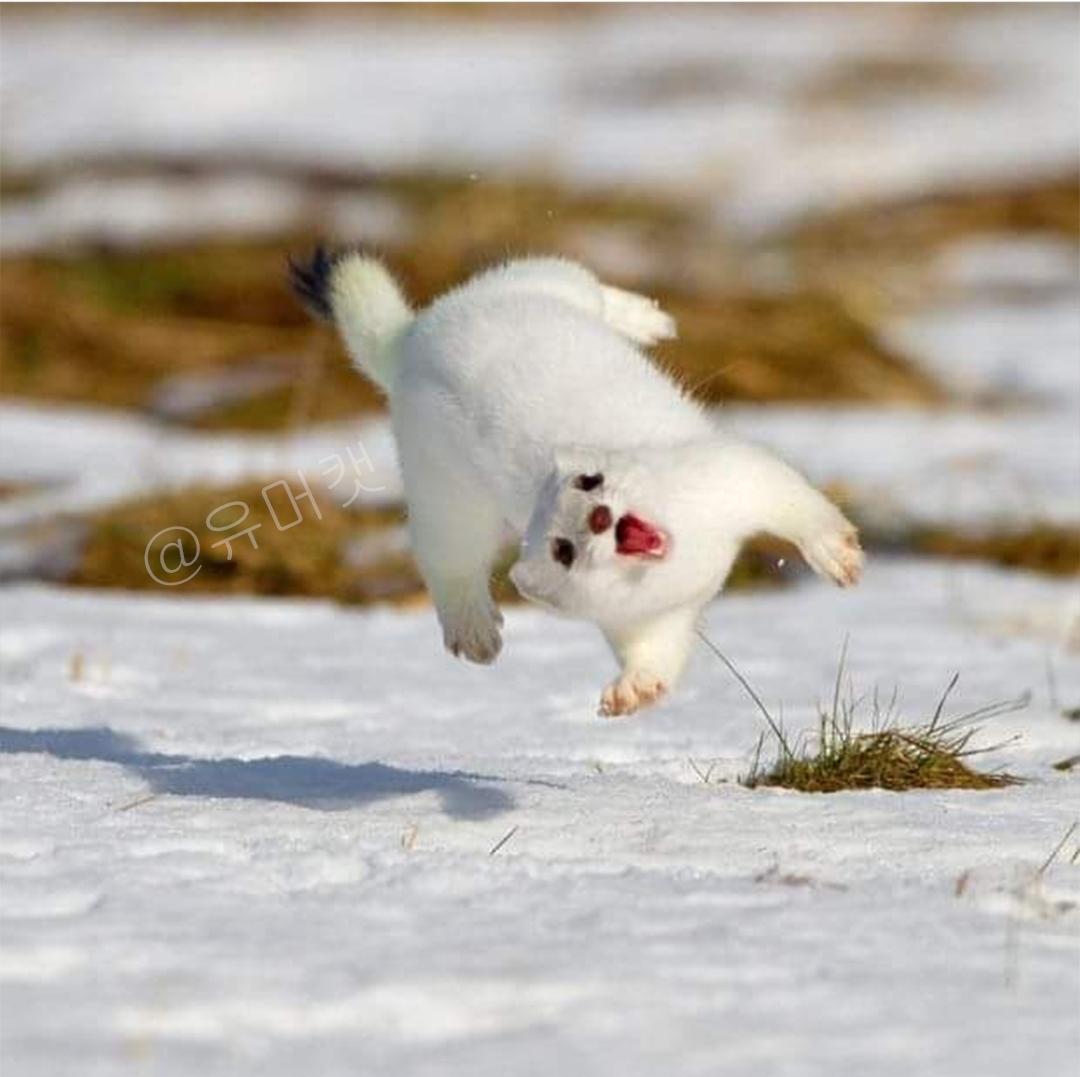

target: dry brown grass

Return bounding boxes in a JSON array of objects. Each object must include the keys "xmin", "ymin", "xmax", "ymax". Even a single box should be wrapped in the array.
[
  {"xmin": 698, "ymin": 635, "xmax": 1024, "ymax": 793},
  {"xmin": 1, "ymin": 164, "xmax": 962, "ymax": 427},
  {"xmin": 68, "ymin": 478, "xmax": 541, "ymax": 605},
  {"xmin": 7, "ymin": 3, "xmax": 601, "ymax": 24},
  {"xmin": 0, "ymin": 171, "xmax": 680, "ymax": 426},
  {"xmin": 915, "ymin": 525, "xmax": 1080, "ymax": 578},
  {"xmin": 655, "ymin": 290, "xmax": 942, "ymax": 405},
  {"xmin": 787, "ymin": 174, "xmax": 1079, "ymax": 259},
  {"xmin": 803, "ymin": 55, "xmax": 992, "ymax": 106},
  {"xmin": 0, "ymin": 246, "xmax": 941, "ymax": 428},
  {"xmin": 744, "ymin": 702, "xmax": 1023, "ymax": 792},
  {"xmin": 71, "ymin": 481, "xmax": 421, "ymax": 604},
  {"xmin": 0, "ymin": 481, "xmax": 38, "ymax": 501},
  {"xmin": 776, "ymin": 173, "xmax": 1080, "ymax": 313},
  {"xmin": 4, "ymin": 165, "xmax": 1071, "ymax": 436},
  {"xmin": 0, "ymin": 247, "xmax": 384, "ymax": 427}
]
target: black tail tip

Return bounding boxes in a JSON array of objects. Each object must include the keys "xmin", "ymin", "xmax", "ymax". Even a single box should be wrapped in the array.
[{"xmin": 287, "ymin": 245, "xmax": 350, "ymax": 321}]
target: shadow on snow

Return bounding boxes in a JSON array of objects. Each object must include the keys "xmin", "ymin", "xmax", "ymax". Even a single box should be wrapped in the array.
[{"xmin": 0, "ymin": 725, "xmax": 516, "ymax": 820}]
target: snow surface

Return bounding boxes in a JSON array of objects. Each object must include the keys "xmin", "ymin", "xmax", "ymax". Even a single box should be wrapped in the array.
[
  {"xmin": 0, "ymin": 402, "xmax": 401, "ymax": 533},
  {"xmin": 883, "ymin": 293, "xmax": 1080, "ymax": 407},
  {"xmin": 0, "ymin": 175, "xmax": 408, "ymax": 255},
  {"xmin": 2, "ymin": 378, "xmax": 1075, "ymax": 551},
  {"xmin": 1, "ymin": 561, "xmax": 1078, "ymax": 1077},
  {"xmin": 725, "ymin": 400, "xmax": 1080, "ymax": 532},
  {"xmin": 2, "ymin": 6, "xmax": 1077, "ymax": 234},
  {"xmin": 2, "ymin": 8, "xmax": 1078, "ymax": 1071}
]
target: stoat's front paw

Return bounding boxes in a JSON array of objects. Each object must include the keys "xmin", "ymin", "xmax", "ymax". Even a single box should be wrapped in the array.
[
  {"xmin": 442, "ymin": 595, "xmax": 504, "ymax": 665},
  {"xmin": 801, "ymin": 521, "xmax": 864, "ymax": 588},
  {"xmin": 599, "ymin": 671, "xmax": 667, "ymax": 718}
]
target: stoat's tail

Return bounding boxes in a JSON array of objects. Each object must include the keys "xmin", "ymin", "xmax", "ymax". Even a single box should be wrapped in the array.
[{"xmin": 288, "ymin": 247, "xmax": 412, "ymax": 394}]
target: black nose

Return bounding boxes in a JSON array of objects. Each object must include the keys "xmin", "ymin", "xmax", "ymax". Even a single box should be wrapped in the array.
[{"xmin": 575, "ymin": 473, "xmax": 603, "ymax": 492}]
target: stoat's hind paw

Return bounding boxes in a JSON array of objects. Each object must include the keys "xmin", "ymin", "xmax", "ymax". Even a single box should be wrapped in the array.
[
  {"xmin": 442, "ymin": 594, "xmax": 504, "ymax": 665},
  {"xmin": 601, "ymin": 285, "xmax": 677, "ymax": 347},
  {"xmin": 801, "ymin": 522, "xmax": 864, "ymax": 588},
  {"xmin": 599, "ymin": 671, "xmax": 668, "ymax": 718}
]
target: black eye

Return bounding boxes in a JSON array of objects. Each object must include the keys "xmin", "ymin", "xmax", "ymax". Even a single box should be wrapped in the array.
[
  {"xmin": 551, "ymin": 538, "xmax": 575, "ymax": 567},
  {"xmin": 575, "ymin": 473, "xmax": 604, "ymax": 492}
]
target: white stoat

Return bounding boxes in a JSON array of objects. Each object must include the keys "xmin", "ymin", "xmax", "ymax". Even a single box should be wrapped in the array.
[{"xmin": 290, "ymin": 251, "xmax": 863, "ymax": 716}]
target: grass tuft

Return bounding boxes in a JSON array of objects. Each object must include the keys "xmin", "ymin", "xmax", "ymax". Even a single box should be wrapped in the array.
[{"xmin": 698, "ymin": 633, "xmax": 1025, "ymax": 792}]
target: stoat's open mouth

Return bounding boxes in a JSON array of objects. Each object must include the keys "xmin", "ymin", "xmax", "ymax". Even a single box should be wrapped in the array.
[{"xmin": 615, "ymin": 513, "xmax": 667, "ymax": 558}]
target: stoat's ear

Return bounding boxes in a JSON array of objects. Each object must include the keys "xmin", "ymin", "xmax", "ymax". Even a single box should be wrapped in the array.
[{"xmin": 615, "ymin": 513, "xmax": 668, "ymax": 558}]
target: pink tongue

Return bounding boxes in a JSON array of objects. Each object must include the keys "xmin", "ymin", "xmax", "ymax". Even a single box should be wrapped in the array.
[{"xmin": 615, "ymin": 513, "xmax": 665, "ymax": 557}]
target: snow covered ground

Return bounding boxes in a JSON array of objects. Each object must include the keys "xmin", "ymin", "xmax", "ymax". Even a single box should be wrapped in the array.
[
  {"xmin": 2, "ymin": 5, "xmax": 1078, "ymax": 1073},
  {"xmin": 2, "ymin": 6, "xmax": 1077, "ymax": 238},
  {"xmin": 0, "ymin": 402, "xmax": 401, "ymax": 531},
  {"xmin": 1, "ymin": 562, "xmax": 1078, "ymax": 1077}
]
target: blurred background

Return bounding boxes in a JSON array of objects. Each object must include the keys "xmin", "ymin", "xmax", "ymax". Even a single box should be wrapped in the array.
[{"xmin": 1, "ymin": 2, "xmax": 1077, "ymax": 611}]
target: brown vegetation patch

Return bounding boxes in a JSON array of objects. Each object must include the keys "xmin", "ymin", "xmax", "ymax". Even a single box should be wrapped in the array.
[
  {"xmin": 0, "ymin": 253, "xmax": 382, "ymax": 426},
  {"xmin": 697, "ymin": 635, "xmax": 1023, "ymax": 792},
  {"xmin": 788, "ymin": 174, "xmax": 1079, "ymax": 255},
  {"xmin": 0, "ymin": 481, "xmax": 38, "ymax": 501},
  {"xmin": 383, "ymin": 179, "xmax": 941, "ymax": 406},
  {"xmin": 746, "ymin": 716, "xmax": 1021, "ymax": 792},
  {"xmin": 0, "ymin": 174, "xmax": 689, "ymax": 426},
  {"xmin": 377, "ymin": 172, "xmax": 689, "ymax": 302},
  {"xmin": 915, "ymin": 525, "xmax": 1080, "ymax": 578},
  {"xmin": 2, "ymin": 167, "xmax": 960, "ymax": 425},
  {"xmin": 71, "ymin": 481, "xmax": 419, "ymax": 605},
  {"xmin": 767, "ymin": 174, "xmax": 1080, "ymax": 314},
  {"xmin": 656, "ymin": 290, "xmax": 943, "ymax": 405},
  {"xmin": 7, "ymin": 3, "xmax": 600, "ymax": 25},
  {"xmin": 803, "ymin": 55, "xmax": 991, "ymax": 106},
  {"xmin": 726, "ymin": 534, "xmax": 802, "ymax": 591},
  {"xmin": 732, "ymin": 648, "xmax": 1025, "ymax": 793}
]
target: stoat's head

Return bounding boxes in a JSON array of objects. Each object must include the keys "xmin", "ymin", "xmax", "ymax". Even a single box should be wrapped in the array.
[{"xmin": 510, "ymin": 449, "xmax": 672, "ymax": 623}]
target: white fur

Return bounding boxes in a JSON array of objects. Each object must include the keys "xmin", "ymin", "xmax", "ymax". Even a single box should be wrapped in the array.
[
  {"xmin": 321, "ymin": 254, "xmax": 863, "ymax": 716},
  {"xmin": 329, "ymin": 256, "xmax": 412, "ymax": 391}
]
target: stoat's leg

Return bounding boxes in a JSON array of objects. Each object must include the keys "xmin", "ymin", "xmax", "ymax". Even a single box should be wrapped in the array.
[
  {"xmin": 600, "ymin": 285, "xmax": 677, "ymax": 346},
  {"xmin": 599, "ymin": 605, "xmax": 700, "ymax": 718},
  {"xmin": 719, "ymin": 445, "xmax": 864, "ymax": 589},
  {"xmin": 405, "ymin": 462, "xmax": 505, "ymax": 665},
  {"xmin": 766, "ymin": 475, "xmax": 863, "ymax": 588}
]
